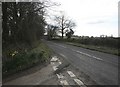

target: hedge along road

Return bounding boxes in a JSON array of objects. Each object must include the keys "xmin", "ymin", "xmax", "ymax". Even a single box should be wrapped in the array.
[{"xmin": 44, "ymin": 40, "xmax": 119, "ymax": 85}]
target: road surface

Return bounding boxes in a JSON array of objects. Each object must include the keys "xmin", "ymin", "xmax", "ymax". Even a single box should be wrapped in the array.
[{"xmin": 44, "ymin": 40, "xmax": 119, "ymax": 85}]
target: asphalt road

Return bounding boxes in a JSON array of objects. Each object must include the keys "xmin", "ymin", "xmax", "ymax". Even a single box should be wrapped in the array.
[{"xmin": 44, "ymin": 40, "xmax": 119, "ymax": 85}]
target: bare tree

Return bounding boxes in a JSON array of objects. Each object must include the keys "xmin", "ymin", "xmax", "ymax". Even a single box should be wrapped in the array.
[
  {"xmin": 55, "ymin": 15, "xmax": 76, "ymax": 39},
  {"xmin": 66, "ymin": 29, "xmax": 74, "ymax": 39},
  {"xmin": 47, "ymin": 24, "xmax": 58, "ymax": 40}
]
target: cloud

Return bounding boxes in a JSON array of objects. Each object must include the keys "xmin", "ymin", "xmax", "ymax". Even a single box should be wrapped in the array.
[{"xmin": 87, "ymin": 20, "xmax": 105, "ymax": 24}]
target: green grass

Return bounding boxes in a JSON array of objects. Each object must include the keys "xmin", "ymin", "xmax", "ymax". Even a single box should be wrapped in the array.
[
  {"xmin": 31, "ymin": 42, "xmax": 51, "ymax": 60},
  {"xmin": 66, "ymin": 42, "xmax": 119, "ymax": 56},
  {"xmin": 3, "ymin": 42, "xmax": 52, "ymax": 78},
  {"xmin": 52, "ymin": 38, "xmax": 119, "ymax": 56}
]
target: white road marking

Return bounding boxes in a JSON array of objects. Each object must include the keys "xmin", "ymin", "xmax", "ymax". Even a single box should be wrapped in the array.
[
  {"xmin": 58, "ymin": 45, "xmax": 67, "ymax": 48},
  {"xmin": 54, "ymin": 43, "xmax": 57, "ymax": 45},
  {"xmin": 53, "ymin": 42, "xmax": 67, "ymax": 48},
  {"xmin": 92, "ymin": 56, "xmax": 103, "ymax": 60},
  {"xmin": 60, "ymin": 53, "xmax": 66, "ymax": 58},
  {"xmin": 51, "ymin": 62, "xmax": 55, "ymax": 65},
  {"xmin": 74, "ymin": 79, "xmax": 84, "ymax": 85},
  {"xmin": 60, "ymin": 80, "xmax": 69, "ymax": 85},
  {"xmin": 51, "ymin": 56, "xmax": 58, "ymax": 62},
  {"xmin": 58, "ymin": 59, "xmax": 62, "ymax": 64},
  {"xmin": 75, "ymin": 50, "xmax": 103, "ymax": 61},
  {"xmin": 53, "ymin": 66, "xmax": 58, "ymax": 71},
  {"xmin": 56, "ymin": 73, "xmax": 64, "ymax": 79},
  {"xmin": 67, "ymin": 71, "xmax": 76, "ymax": 77},
  {"xmin": 59, "ymin": 61, "xmax": 62, "ymax": 64},
  {"xmin": 71, "ymin": 49, "xmax": 76, "ymax": 51}
]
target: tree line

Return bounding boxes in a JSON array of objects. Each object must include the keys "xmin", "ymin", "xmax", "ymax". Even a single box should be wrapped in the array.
[
  {"xmin": 2, "ymin": 1, "xmax": 76, "ymax": 46},
  {"xmin": 47, "ymin": 14, "xmax": 76, "ymax": 40},
  {"xmin": 2, "ymin": 2, "xmax": 46, "ymax": 47},
  {"xmin": 2, "ymin": 1, "xmax": 57, "ymax": 76},
  {"xmin": 66, "ymin": 36, "xmax": 119, "ymax": 49}
]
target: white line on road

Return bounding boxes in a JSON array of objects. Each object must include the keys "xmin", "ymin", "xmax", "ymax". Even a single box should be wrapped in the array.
[
  {"xmin": 53, "ymin": 42, "xmax": 67, "ymax": 48},
  {"xmin": 60, "ymin": 80, "xmax": 69, "ymax": 85},
  {"xmin": 51, "ymin": 56, "xmax": 58, "ymax": 62},
  {"xmin": 74, "ymin": 79, "xmax": 84, "ymax": 85},
  {"xmin": 74, "ymin": 50, "xmax": 103, "ymax": 61},
  {"xmin": 51, "ymin": 62, "xmax": 55, "ymax": 65},
  {"xmin": 53, "ymin": 66, "xmax": 58, "ymax": 71},
  {"xmin": 56, "ymin": 73, "xmax": 64, "ymax": 79},
  {"xmin": 58, "ymin": 45, "xmax": 67, "ymax": 48},
  {"xmin": 67, "ymin": 71, "xmax": 76, "ymax": 77},
  {"xmin": 76, "ymin": 51, "xmax": 92, "ymax": 57},
  {"xmin": 92, "ymin": 56, "xmax": 103, "ymax": 60},
  {"xmin": 60, "ymin": 53, "xmax": 66, "ymax": 58},
  {"xmin": 58, "ymin": 59, "xmax": 62, "ymax": 64},
  {"xmin": 71, "ymin": 49, "xmax": 76, "ymax": 51},
  {"xmin": 59, "ymin": 61, "xmax": 62, "ymax": 64}
]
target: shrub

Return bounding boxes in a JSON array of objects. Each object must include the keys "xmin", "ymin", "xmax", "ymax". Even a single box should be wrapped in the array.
[{"xmin": 3, "ymin": 50, "xmax": 45, "ymax": 77}]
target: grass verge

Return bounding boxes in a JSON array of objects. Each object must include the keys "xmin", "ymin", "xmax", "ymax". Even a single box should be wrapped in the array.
[
  {"xmin": 51, "ymin": 38, "xmax": 119, "ymax": 56},
  {"xmin": 3, "ymin": 42, "xmax": 52, "ymax": 78},
  {"xmin": 66, "ymin": 42, "xmax": 119, "ymax": 56}
]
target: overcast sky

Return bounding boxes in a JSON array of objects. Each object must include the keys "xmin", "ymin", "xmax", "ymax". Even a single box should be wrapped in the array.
[{"xmin": 48, "ymin": 0, "xmax": 119, "ymax": 37}]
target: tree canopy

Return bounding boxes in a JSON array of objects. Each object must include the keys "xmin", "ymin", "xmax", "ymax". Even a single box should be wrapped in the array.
[
  {"xmin": 47, "ymin": 24, "xmax": 58, "ymax": 40},
  {"xmin": 54, "ymin": 15, "xmax": 76, "ymax": 39},
  {"xmin": 2, "ymin": 2, "xmax": 47, "ymax": 46}
]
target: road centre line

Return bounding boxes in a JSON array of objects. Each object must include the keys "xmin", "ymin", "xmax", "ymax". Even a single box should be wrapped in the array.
[
  {"xmin": 67, "ymin": 71, "xmax": 76, "ymax": 77},
  {"xmin": 72, "ymin": 49, "xmax": 103, "ymax": 61},
  {"xmin": 74, "ymin": 79, "xmax": 84, "ymax": 85},
  {"xmin": 60, "ymin": 53, "xmax": 67, "ymax": 58},
  {"xmin": 58, "ymin": 45, "xmax": 67, "ymax": 48},
  {"xmin": 53, "ymin": 43, "xmax": 67, "ymax": 48},
  {"xmin": 92, "ymin": 56, "xmax": 103, "ymax": 60}
]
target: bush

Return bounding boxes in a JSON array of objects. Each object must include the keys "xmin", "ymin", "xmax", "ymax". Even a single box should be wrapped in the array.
[{"xmin": 3, "ymin": 43, "xmax": 51, "ymax": 77}]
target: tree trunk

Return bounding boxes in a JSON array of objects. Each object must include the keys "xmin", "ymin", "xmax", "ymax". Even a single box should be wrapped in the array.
[
  {"xmin": 62, "ymin": 29, "xmax": 64, "ymax": 39},
  {"xmin": 2, "ymin": 2, "xmax": 9, "ymax": 45}
]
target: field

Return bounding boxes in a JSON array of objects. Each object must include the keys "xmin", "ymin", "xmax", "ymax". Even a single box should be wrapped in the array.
[{"xmin": 51, "ymin": 36, "xmax": 119, "ymax": 56}]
